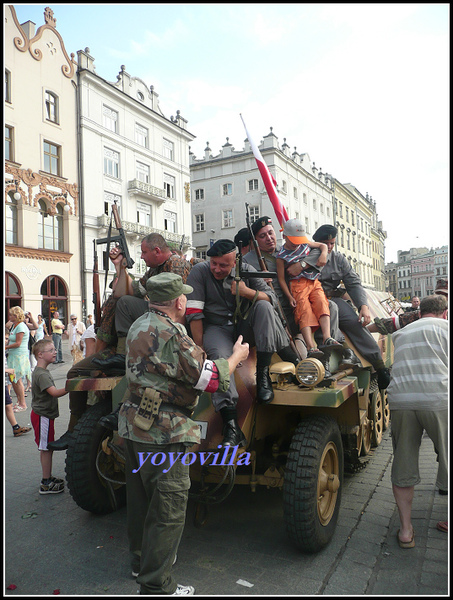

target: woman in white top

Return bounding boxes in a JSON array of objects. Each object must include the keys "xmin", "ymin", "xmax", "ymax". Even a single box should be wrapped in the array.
[{"xmin": 5, "ymin": 307, "xmax": 31, "ymax": 411}]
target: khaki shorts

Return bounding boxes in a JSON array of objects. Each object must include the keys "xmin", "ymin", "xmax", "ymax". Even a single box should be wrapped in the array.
[{"xmin": 390, "ymin": 408, "xmax": 448, "ymax": 490}]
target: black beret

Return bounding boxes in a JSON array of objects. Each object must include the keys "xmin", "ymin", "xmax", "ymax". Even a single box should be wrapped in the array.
[
  {"xmin": 234, "ymin": 228, "xmax": 251, "ymax": 248},
  {"xmin": 313, "ymin": 224, "xmax": 338, "ymax": 242},
  {"xmin": 251, "ymin": 216, "xmax": 273, "ymax": 237},
  {"xmin": 207, "ymin": 239, "xmax": 236, "ymax": 257}
]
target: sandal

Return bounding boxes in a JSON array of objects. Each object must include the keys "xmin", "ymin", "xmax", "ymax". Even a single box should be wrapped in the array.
[
  {"xmin": 437, "ymin": 521, "xmax": 448, "ymax": 533},
  {"xmin": 13, "ymin": 405, "xmax": 27, "ymax": 412}
]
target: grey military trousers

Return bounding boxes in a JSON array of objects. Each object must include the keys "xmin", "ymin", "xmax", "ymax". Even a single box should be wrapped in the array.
[{"xmin": 202, "ymin": 299, "xmax": 290, "ymax": 411}]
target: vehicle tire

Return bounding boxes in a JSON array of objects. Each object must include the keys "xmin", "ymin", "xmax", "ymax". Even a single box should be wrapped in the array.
[
  {"xmin": 360, "ymin": 419, "xmax": 372, "ymax": 456},
  {"xmin": 369, "ymin": 380, "xmax": 384, "ymax": 447},
  {"xmin": 381, "ymin": 389, "xmax": 390, "ymax": 431},
  {"xmin": 283, "ymin": 415, "xmax": 343, "ymax": 553},
  {"xmin": 65, "ymin": 400, "xmax": 126, "ymax": 514}
]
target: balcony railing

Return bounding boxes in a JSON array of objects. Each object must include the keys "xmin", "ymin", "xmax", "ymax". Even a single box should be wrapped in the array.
[
  {"xmin": 128, "ymin": 179, "xmax": 166, "ymax": 203},
  {"xmin": 96, "ymin": 214, "xmax": 189, "ymax": 248}
]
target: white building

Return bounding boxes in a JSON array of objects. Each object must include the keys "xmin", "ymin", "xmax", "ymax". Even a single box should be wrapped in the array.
[
  {"xmin": 5, "ymin": 5, "xmax": 82, "ymax": 326},
  {"xmin": 189, "ymin": 129, "xmax": 333, "ymax": 257},
  {"xmin": 76, "ymin": 49, "xmax": 195, "ymax": 317}
]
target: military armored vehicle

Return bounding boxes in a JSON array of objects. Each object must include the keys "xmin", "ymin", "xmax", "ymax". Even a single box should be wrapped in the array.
[{"xmin": 64, "ymin": 289, "xmax": 396, "ymax": 553}]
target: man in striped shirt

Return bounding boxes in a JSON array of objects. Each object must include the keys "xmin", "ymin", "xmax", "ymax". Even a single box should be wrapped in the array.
[{"xmin": 388, "ymin": 294, "xmax": 448, "ymax": 548}]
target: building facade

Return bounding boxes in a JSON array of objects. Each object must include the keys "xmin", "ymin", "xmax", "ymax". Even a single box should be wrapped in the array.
[
  {"xmin": 5, "ymin": 5, "xmax": 82, "ymax": 326},
  {"xmin": 76, "ymin": 49, "xmax": 195, "ymax": 318},
  {"xmin": 189, "ymin": 130, "xmax": 334, "ymax": 258}
]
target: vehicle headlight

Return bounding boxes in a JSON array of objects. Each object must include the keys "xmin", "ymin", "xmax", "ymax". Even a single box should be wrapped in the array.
[{"xmin": 295, "ymin": 358, "xmax": 325, "ymax": 387}]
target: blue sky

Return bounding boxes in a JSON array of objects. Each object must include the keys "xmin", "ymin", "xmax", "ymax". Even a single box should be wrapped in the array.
[{"xmin": 10, "ymin": 3, "xmax": 449, "ymax": 263}]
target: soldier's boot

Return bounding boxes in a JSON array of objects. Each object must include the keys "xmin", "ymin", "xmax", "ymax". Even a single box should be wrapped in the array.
[
  {"xmin": 47, "ymin": 414, "xmax": 78, "ymax": 451},
  {"xmin": 92, "ymin": 337, "xmax": 126, "ymax": 372},
  {"xmin": 220, "ymin": 408, "xmax": 247, "ymax": 447},
  {"xmin": 338, "ymin": 347, "xmax": 362, "ymax": 369},
  {"xmin": 256, "ymin": 351, "xmax": 274, "ymax": 404}
]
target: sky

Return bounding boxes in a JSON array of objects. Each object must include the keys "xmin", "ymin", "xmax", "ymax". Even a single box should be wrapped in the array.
[{"xmin": 10, "ymin": 3, "xmax": 449, "ymax": 263}]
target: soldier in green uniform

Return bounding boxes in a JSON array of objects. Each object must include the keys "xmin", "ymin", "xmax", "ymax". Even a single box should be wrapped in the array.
[{"xmin": 119, "ymin": 272, "xmax": 249, "ymax": 596}]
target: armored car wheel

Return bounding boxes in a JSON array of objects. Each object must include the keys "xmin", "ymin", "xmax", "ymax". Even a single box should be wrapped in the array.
[
  {"xmin": 65, "ymin": 399, "xmax": 126, "ymax": 514},
  {"xmin": 381, "ymin": 389, "xmax": 390, "ymax": 431},
  {"xmin": 283, "ymin": 415, "xmax": 343, "ymax": 553},
  {"xmin": 369, "ymin": 380, "xmax": 384, "ymax": 447}
]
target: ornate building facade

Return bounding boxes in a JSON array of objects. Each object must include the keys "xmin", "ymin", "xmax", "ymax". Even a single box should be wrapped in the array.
[{"xmin": 5, "ymin": 5, "xmax": 82, "ymax": 325}]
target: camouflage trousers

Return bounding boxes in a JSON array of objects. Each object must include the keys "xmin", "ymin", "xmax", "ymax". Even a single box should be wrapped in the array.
[{"xmin": 124, "ymin": 440, "xmax": 191, "ymax": 595}]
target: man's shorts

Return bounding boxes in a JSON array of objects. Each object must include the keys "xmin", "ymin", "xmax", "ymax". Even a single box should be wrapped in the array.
[
  {"xmin": 30, "ymin": 410, "xmax": 56, "ymax": 451},
  {"xmin": 390, "ymin": 408, "xmax": 448, "ymax": 490}
]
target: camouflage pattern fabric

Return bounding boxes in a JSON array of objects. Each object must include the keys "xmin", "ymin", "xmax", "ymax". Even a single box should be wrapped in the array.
[
  {"xmin": 132, "ymin": 253, "xmax": 192, "ymax": 299},
  {"xmin": 377, "ymin": 309, "xmax": 421, "ymax": 334},
  {"xmin": 118, "ymin": 308, "xmax": 229, "ymax": 446},
  {"xmin": 95, "ymin": 294, "xmax": 118, "ymax": 346}
]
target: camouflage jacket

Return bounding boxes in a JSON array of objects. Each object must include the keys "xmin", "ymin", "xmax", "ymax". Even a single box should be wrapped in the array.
[
  {"xmin": 118, "ymin": 308, "xmax": 229, "ymax": 446},
  {"xmin": 131, "ymin": 253, "xmax": 192, "ymax": 298}
]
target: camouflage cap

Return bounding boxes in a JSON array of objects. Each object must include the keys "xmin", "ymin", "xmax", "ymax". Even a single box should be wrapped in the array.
[{"xmin": 146, "ymin": 272, "xmax": 193, "ymax": 302}]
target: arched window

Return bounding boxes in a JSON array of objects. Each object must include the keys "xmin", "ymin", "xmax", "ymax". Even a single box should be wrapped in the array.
[
  {"xmin": 5, "ymin": 272, "xmax": 22, "ymax": 316},
  {"xmin": 6, "ymin": 191, "xmax": 18, "ymax": 245},
  {"xmin": 40, "ymin": 275, "xmax": 68, "ymax": 327},
  {"xmin": 38, "ymin": 199, "xmax": 63, "ymax": 250}
]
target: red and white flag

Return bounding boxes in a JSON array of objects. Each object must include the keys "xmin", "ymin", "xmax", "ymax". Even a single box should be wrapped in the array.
[{"xmin": 240, "ymin": 114, "xmax": 289, "ymax": 229}]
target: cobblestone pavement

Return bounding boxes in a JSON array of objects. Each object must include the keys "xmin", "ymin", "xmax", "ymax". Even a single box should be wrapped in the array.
[{"xmin": 4, "ymin": 340, "xmax": 449, "ymax": 596}]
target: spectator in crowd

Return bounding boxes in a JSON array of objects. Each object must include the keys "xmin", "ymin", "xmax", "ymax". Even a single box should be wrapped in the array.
[
  {"xmin": 5, "ymin": 331, "xmax": 31, "ymax": 437},
  {"xmin": 31, "ymin": 339, "xmax": 68, "ymax": 495},
  {"xmin": 405, "ymin": 296, "xmax": 420, "ymax": 313},
  {"xmin": 51, "ymin": 311, "xmax": 65, "ymax": 364},
  {"xmin": 86, "ymin": 314, "xmax": 94, "ymax": 328},
  {"xmin": 80, "ymin": 324, "xmax": 96, "ymax": 358},
  {"xmin": 388, "ymin": 295, "xmax": 448, "ymax": 548},
  {"xmin": 35, "ymin": 314, "xmax": 49, "ymax": 341},
  {"xmin": 67, "ymin": 314, "xmax": 86, "ymax": 364},
  {"xmin": 5, "ymin": 306, "xmax": 31, "ymax": 411}
]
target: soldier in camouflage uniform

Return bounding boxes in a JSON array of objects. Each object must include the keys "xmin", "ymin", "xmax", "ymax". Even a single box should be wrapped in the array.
[{"xmin": 120, "ymin": 272, "xmax": 249, "ymax": 596}]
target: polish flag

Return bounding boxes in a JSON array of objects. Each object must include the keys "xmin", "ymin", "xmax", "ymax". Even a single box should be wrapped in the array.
[{"xmin": 240, "ymin": 114, "xmax": 289, "ymax": 229}]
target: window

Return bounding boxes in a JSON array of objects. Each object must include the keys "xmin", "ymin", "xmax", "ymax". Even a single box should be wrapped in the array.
[
  {"xmin": 163, "ymin": 138, "xmax": 174, "ymax": 161},
  {"xmin": 6, "ymin": 192, "xmax": 18, "ymax": 245},
  {"xmin": 282, "ymin": 180, "xmax": 287, "ymax": 193},
  {"xmin": 222, "ymin": 183, "xmax": 232, "ymax": 196},
  {"xmin": 293, "ymin": 187, "xmax": 298, "ymax": 199},
  {"xmin": 164, "ymin": 174, "xmax": 175, "ymax": 199},
  {"xmin": 38, "ymin": 199, "xmax": 63, "ymax": 251},
  {"xmin": 222, "ymin": 209, "xmax": 233, "ymax": 228},
  {"xmin": 137, "ymin": 201, "xmax": 151, "ymax": 227},
  {"xmin": 135, "ymin": 123, "xmax": 148, "ymax": 147},
  {"xmin": 326, "ymin": 206, "xmax": 330, "ymax": 218},
  {"xmin": 104, "ymin": 148, "xmax": 119, "ymax": 178},
  {"xmin": 195, "ymin": 250, "xmax": 207, "ymax": 261},
  {"xmin": 313, "ymin": 198, "xmax": 317, "ymax": 210},
  {"xmin": 346, "ymin": 207, "xmax": 349, "ymax": 222},
  {"xmin": 104, "ymin": 192, "xmax": 121, "ymax": 216},
  {"xmin": 303, "ymin": 193, "xmax": 307, "ymax": 205},
  {"xmin": 136, "ymin": 161, "xmax": 150, "ymax": 183},
  {"xmin": 320, "ymin": 203, "xmax": 324, "ymax": 214},
  {"xmin": 135, "ymin": 247, "xmax": 147, "ymax": 276},
  {"xmin": 43, "ymin": 141, "xmax": 61, "ymax": 175},
  {"xmin": 5, "ymin": 125, "xmax": 14, "ymax": 161},
  {"xmin": 194, "ymin": 189, "xmax": 204, "ymax": 201},
  {"xmin": 248, "ymin": 179, "xmax": 259, "ymax": 192},
  {"xmin": 103, "ymin": 106, "xmax": 118, "ymax": 132},
  {"xmin": 194, "ymin": 214, "xmax": 205, "ymax": 232},
  {"xmin": 164, "ymin": 210, "xmax": 177, "ymax": 233},
  {"xmin": 5, "ymin": 69, "xmax": 11, "ymax": 103},
  {"xmin": 45, "ymin": 91, "xmax": 59, "ymax": 123},
  {"xmin": 249, "ymin": 205, "xmax": 260, "ymax": 222},
  {"xmin": 137, "ymin": 91, "xmax": 144, "ymax": 101}
]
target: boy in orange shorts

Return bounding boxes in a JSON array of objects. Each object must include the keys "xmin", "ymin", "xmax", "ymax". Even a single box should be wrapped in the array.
[{"xmin": 276, "ymin": 219, "xmax": 341, "ymax": 359}]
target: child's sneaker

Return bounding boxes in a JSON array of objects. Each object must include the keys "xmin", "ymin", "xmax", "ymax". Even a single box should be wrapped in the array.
[
  {"xmin": 13, "ymin": 426, "xmax": 31, "ymax": 437},
  {"xmin": 39, "ymin": 479, "xmax": 64, "ymax": 495}
]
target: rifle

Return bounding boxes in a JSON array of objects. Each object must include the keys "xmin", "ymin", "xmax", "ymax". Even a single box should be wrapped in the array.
[
  {"xmin": 244, "ymin": 203, "xmax": 303, "ymax": 361},
  {"xmin": 92, "ymin": 240, "xmax": 102, "ymax": 331}
]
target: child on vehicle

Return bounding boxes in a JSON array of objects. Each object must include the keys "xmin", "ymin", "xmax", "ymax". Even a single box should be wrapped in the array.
[
  {"xmin": 276, "ymin": 219, "xmax": 340, "ymax": 358},
  {"xmin": 31, "ymin": 339, "xmax": 68, "ymax": 494}
]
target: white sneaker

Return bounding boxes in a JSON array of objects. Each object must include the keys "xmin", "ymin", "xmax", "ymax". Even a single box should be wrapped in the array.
[{"xmin": 171, "ymin": 585, "xmax": 194, "ymax": 596}]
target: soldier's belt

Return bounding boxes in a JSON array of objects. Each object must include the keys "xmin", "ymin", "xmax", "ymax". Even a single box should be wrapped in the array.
[{"xmin": 131, "ymin": 390, "xmax": 193, "ymax": 431}]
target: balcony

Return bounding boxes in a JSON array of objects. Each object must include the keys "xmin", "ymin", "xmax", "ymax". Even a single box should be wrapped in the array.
[
  {"xmin": 96, "ymin": 214, "xmax": 189, "ymax": 249},
  {"xmin": 128, "ymin": 179, "xmax": 166, "ymax": 204}
]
